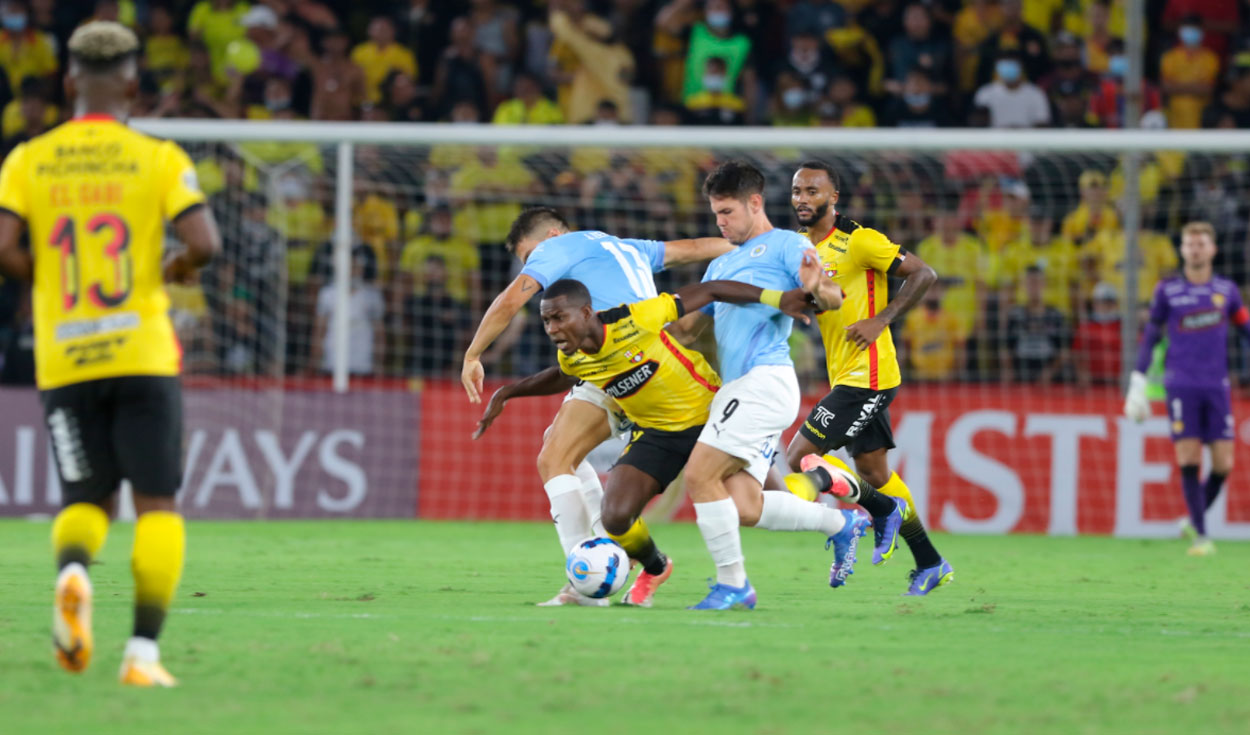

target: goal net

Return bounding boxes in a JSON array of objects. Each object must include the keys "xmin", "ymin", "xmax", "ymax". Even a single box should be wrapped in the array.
[{"xmin": 1, "ymin": 122, "xmax": 1247, "ymax": 537}]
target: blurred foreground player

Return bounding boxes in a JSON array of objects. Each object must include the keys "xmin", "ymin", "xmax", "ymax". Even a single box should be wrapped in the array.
[
  {"xmin": 462, "ymin": 207, "xmax": 731, "ymax": 606},
  {"xmin": 0, "ymin": 22, "xmax": 221, "ymax": 685},
  {"xmin": 782, "ymin": 161, "xmax": 954, "ymax": 596},
  {"xmin": 1125, "ymin": 222, "xmax": 1249, "ymax": 556}
]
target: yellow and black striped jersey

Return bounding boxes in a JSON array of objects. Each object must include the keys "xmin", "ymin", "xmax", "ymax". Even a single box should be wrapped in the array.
[
  {"xmin": 558, "ymin": 293, "xmax": 720, "ymax": 431},
  {"xmin": 810, "ymin": 215, "xmax": 903, "ymax": 391}
]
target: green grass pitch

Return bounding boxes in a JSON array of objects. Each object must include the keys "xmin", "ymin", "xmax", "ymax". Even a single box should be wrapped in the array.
[{"xmin": 2, "ymin": 519, "xmax": 1249, "ymax": 735}]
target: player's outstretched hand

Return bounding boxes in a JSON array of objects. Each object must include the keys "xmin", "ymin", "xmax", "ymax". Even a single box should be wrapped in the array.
[
  {"xmin": 473, "ymin": 387, "xmax": 511, "ymax": 439},
  {"xmin": 799, "ymin": 251, "xmax": 824, "ymax": 293},
  {"xmin": 845, "ymin": 316, "xmax": 887, "ymax": 350},
  {"xmin": 462, "ymin": 358, "xmax": 485, "ymax": 403},
  {"xmin": 1124, "ymin": 371, "xmax": 1150, "ymax": 423},
  {"xmin": 779, "ymin": 288, "xmax": 812, "ymax": 325}
]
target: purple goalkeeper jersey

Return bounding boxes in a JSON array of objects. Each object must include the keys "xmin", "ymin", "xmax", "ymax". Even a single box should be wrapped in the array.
[{"xmin": 1137, "ymin": 275, "xmax": 1249, "ymax": 388}]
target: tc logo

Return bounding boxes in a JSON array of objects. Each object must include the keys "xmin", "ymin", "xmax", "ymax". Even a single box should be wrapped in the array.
[{"xmin": 812, "ymin": 406, "xmax": 836, "ymax": 428}]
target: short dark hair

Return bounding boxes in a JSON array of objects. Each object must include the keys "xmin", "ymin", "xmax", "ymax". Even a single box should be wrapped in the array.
[
  {"xmin": 702, "ymin": 159, "xmax": 766, "ymax": 200},
  {"xmin": 542, "ymin": 278, "xmax": 591, "ymax": 308},
  {"xmin": 505, "ymin": 206, "xmax": 571, "ymax": 252},
  {"xmin": 796, "ymin": 159, "xmax": 841, "ymax": 193}
]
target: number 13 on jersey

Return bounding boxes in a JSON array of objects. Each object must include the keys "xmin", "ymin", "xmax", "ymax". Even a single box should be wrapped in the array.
[{"xmin": 49, "ymin": 212, "xmax": 133, "ymax": 311}]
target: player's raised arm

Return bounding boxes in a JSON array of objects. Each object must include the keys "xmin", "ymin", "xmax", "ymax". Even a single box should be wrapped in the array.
[
  {"xmin": 846, "ymin": 247, "xmax": 937, "ymax": 350},
  {"xmin": 673, "ymin": 279, "xmax": 813, "ymax": 324},
  {"xmin": 472, "ymin": 366, "xmax": 577, "ymax": 439},
  {"xmin": 462, "ymin": 272, "xmax": 543, "ymax": 402},
  {"xmin": 662, "ymin": 237, "xmax": 734, "ymax": 267}
]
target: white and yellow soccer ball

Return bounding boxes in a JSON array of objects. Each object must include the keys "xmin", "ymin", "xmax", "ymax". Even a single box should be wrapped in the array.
[{"xmin": 565, "ymin": 538, "xmax": 629, "ymax": 599}]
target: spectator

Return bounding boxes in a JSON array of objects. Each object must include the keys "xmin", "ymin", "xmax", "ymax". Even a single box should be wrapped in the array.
[
  {"xmin": 660, "ymin": 0, "xmax": 756, "ymax": 112},
  {"xmin": 491, "ymin": 70, "xmax": 563, "ymax": 124},
  {"xmin": 901, "ymin": 283, "xmax": 967, "ymax": 381},
  {"xmin": 979, "ymin": 179, "xmax": 1031, "ymax": 252},
  {"xmin": 1160, "ymin": 15, "xmax": 1220, "ymax": 129},
  {"xmin": 2, "ymin": 75, "xmax": 54, "ymax": 148},
  {"xmin": 888, "ymin": 3, "xmax": 951, "ymax": 90},
  {"xmin": 179, "ymin": 41, "xmax": 235, "ymax": 118},
  {"xmin": 144, "ymin": 4, "xmax": 190, "ymax": 94},
  {"xmin": 973, "ymin": 50, "xmax": 1051, "ymax": 128},
  {"xmin": 786, "ymin": 0, "xmax": 846, "ymax": 39},
  {"xmin": 1162, "ymin": 0, "xmax": 1239, "ymax": 58},
  {"xmin": 593, "ymin": 99, "xmax": 621, "ymax": 125},
  {"xmin": 1073, "ymin": 281, "xmax": 1122, "ymax": 387},
  {"xmin": 353, "ymin": 181, "xmax": 401, "ymax": 281},
  {"xmin": 1203, "ymin": 51, "xmax": 1250, "ymax": 128},
  {"xmin": 974, "ymin": 0, "xmax": 1049, "ymax": 88},
  {"xmin": 1001, "ymin": 265, "xmax": 1070, "ymax": 384},
  {"xmin": 999, "ymin": 215, "xmax": 1079, "ymax": 318},
  {"xmin": 953, "ymin": 0, "xmax": 1003, "ymax": 92},
  {"xmin": 432, "ymin": 16, "xmax": 491, "ymax": 120},
  {"xmin": 1088, "ymin": 39, "xmax": 1163, "ymax": 127},
  {"xmin": 884, "ymin": 66, "xmax": 949, "ymax": 127},
  {"xmin": 770, "ymin": 69, "xmax": 815, "ymax": 126},
  {"xmin": 778, "ymin": 30, "xmax": 837, "ymax": 100},
  {"xmin": 352, "ymin": 14, "xmax": 417, "ymax": 104},
  {"xmin": 1038, "ymin": 31, "xmax": 1097, "ymax": 96},
  {"xmin": 406, "ymin": 255, "xmax": 467, "ymax": 375},
  {"xmin": 399, "ymin": 204, "xmax": 483, "ymax": 315},
  {"xmin": 311, "ymin": 29, "xmax": 365, "ymax": 121},
  {"xmin": 1052, "ymin": 79, "xmax": 1096, "ymax": 127},
  {"xmin": 187, "ymin": 0, "xmax": 249, "ymax": 83},
  {"xmin": 1085, "ymin": 228, "xmax": 1179, "ymax": 305},
  {"xmin": 1079, "ymin": 1, "xmax": 1115, "ymax": 74},
  {"xmin": 0, "ymin": 0, "xmax": 57, "ymax": 93},
  {"xmin": 314, "ymin": 246, "xmax": 385, "ymax": 376},
  {"xmin": 824, "ymin": 12, "xmax": 886, "ymax": 98},
  {"xmin": 684, "ymin": 56, "xmax": 746, "ymax": 125},
  {"xmin": 1061, "ymin": 170, "xmax": 1120, "ymax": 247},
  {"xmin": 818, "ymin": 74, "xmax": 876, "ymax": 127},
  {"xmin": 402, "ymin": 0, "xmax": 451, "ymax": 89},
  {"xmin": 1023, "ymin": 0, "xmax": 1065, "ymax": 33},
  {"xmin": 234, "ymin": 5, "xmax": 300, "ymax": 83},
  {"xmin": 915, "ymin": 208, "xmax": 985, "ymax": 339},
  {"xmin": 469, "ymin": 0, "xmax": 519, "ymax": 103},
  {"xmin": 384, "ymin": 70, "xmax": 424, "ymax": 122},
  {"xmin": 548, "ymin": 5, "xmax": 633, "ymax": 124}
]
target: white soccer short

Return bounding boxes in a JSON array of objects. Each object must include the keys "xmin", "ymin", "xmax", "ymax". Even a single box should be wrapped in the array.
[
  {"xmin": 697, "ymin": 364, "xmax": 801, "ymax": 484},
  {"xmin": 564, "ymin": 380, "xmax": 633, "ymax": 438}
]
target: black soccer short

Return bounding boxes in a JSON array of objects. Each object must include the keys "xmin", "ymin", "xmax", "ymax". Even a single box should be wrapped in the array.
[
  {"xmin": 41, "ymin": 375, "xmax": 184, "ymax": 506},
  {"xmin": 798, "ymin": 385, "xmax": 898, "ymax": 457},
  {"xmin": 612, "ymin": 425, "xmax": 703, "ymax": 490}
]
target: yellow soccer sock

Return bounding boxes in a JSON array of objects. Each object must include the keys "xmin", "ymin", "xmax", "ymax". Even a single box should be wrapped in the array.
[
  {"xmin": 51, "ymin": 502, "xmax": 109, "ymax": 570},
  {"xmin": 608, "ymin": 518, "xmax": 667, "ymax": 575},
  {"xmin": 878, "ymin": 472, "xmax": 917, "ymax": 521},
  {"xmin": 131, "ymin": 511, "xmax": 186, "ymax": 641}
]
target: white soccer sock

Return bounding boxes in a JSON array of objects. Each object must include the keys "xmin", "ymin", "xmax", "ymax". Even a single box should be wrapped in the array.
[
  {"xmin": 694, "ymin": 498, "xmax": 747, "ymax": 587},
  {"xmin": 544, "ymin": 474, "xmax": 593, "ymax": 557},
  {"xmin": 123, "ymin": 636, "xmax": 160, "ymax": 663},
  {"xmin": 756, "ymin": 491, "xmax": 846, "ymax": 536},
  {"xmin": 573, "ymin": 460, "xmax": 606, "ymax": 537}
]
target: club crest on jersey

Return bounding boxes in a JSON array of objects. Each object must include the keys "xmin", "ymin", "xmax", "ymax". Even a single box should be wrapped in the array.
[
  {"xmin": 824, "ymin": 266, "xmax": 838, "ymax": 278},
  {"xmin": 624, "ymin": 349, "xmax": 645, "ymax": 364},
  {"xmin": 749, "ymin": 244, "xmax": 767, "ymax": 258},
  {"xmin": 1213, "ymin": 292, "xmax": 1226, "ymax": 309}
]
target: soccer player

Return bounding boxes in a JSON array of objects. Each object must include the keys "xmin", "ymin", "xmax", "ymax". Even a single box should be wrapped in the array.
[
  {"xmin": 782, "ymin": 160, "xmax": 955, "ymax": 596},
  {"xmin": 461, "ymin": 207, "xmax": 732, "ymax": 606},
  {"xmin": 0, "ymin": 22, "xmax": 220, "ymax": 685},
  {"xmin": 1124, "ymin": 222, "xmax": 1248, "ymax": 556},
  {"xmin": 672, "ymin": 160, "xmax": 850, "ymax": 610},
  {"xmin": 476, "ymin": 277, "xmax": 869, "ymax": 607}
]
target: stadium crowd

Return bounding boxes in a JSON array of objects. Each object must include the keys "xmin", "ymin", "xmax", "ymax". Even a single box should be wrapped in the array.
[{"xmin": 0, "ymin": 0, "xmax": 1249, "ymax": 388}]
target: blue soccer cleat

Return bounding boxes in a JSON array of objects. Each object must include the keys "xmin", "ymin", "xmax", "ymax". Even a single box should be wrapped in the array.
[
  {"xmin": 903, "ymin": 559, "xmax": 954, "ymax": 596},
  {"xmin": 826, "ymin": 510, "xmax": 872, "ymax": 588},
  {"xmin": 688, "ymin": 579, "xmax": 757, "ymax": 610},
  {"xmin": 872, "ymin": 498, "xmax": 907, "ymax": 565}
]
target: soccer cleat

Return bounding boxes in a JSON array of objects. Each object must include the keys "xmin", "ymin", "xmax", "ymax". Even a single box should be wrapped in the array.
[
  {"xmin": 1187, "ymin": 539, "xmax": 1216, "ymax": 557},
  {"xmin": 1178, "ymin": 517, "xmax": 1199, "ymax": 544},
  {"xmin": 688, "ymin": 579, "xmax": 757, "ymax": 611},
  {"xmin": 903, "ymin": 559, "xmax": 955, "ymax": 596},
  {"xmin": 53, "ymin": 562, "xmax": 93, "ymax": 673},
  {"xmin": 826, "ymin": 510, "xmax": 872, "ymax": 588},
  {"xmin": 537, "ymin": 582, "xmax": 610, "ymax": 608},
  {"xmin": 797, "ymin": 454, "xmax": 856, "ymax": 498},
  {"xmin": 621, "ymin": 557, "xmax": 674, "ymax": 608},
  {"xmin": 872, "ymin": 498, "xmax": 907, "ymax": 565},
  {"xmin": 120, "ymin": 657, "xmax": 178, "ymax": 688}
]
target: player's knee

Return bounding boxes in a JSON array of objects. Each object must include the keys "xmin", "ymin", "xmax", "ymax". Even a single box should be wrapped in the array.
[
  {"xmin": 600, "ymin": 499, "xmax": 635, "ymax": 537},
  {"xmin": 535, "ymin": 444, "xmax": 569, "ymax": 481},
  {"xmin": 857, "ymin": 466, "xmax": 889, "ymax": 488}
]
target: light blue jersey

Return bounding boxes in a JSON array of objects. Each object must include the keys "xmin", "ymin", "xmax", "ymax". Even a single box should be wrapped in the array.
[
  {"xmin": 519, "ymin": 230, "xmax": 665, "ymax": 311},
  {"xmin": 701, "ymin": 228, "xmax": 812, "ymax": 382}
]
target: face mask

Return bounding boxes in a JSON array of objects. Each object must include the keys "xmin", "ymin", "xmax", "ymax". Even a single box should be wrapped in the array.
[
  {"xmin": 904, "ymin": 92, "xmax": 931, "ymax": 108},
  {"xmin": 702, "ymin": 74, "xmax": 726, "ymax": 93},
  {"xmin": 1180, "ymin": 26, "xmax": 1203, "ymax": 47},
  {"xmin": 782, "ymin": 87, "xmax": 806, "ymax": 110},
  {"xmin": 1108, "ymin": 55, "xmax": 1128, "ymax": 79},
  {"xmin": 2, "ymin": 13, "xmax": 26, "ymax": 32},
  {"xmin": 266, "ymin": 98, "xmax": 292, "ymax": 112},
  {"xmin": 996, "ymin": 59, "xmax": 1022, "ymax": 83},
  {"xmin": 706, "ymin": 11, "xmax": 731, "ymax": 30}
]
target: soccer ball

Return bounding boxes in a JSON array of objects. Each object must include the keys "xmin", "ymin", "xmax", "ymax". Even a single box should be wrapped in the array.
[{"xmin": 565, "ymin": 538, "xmax": 629, "ymax": 599}]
